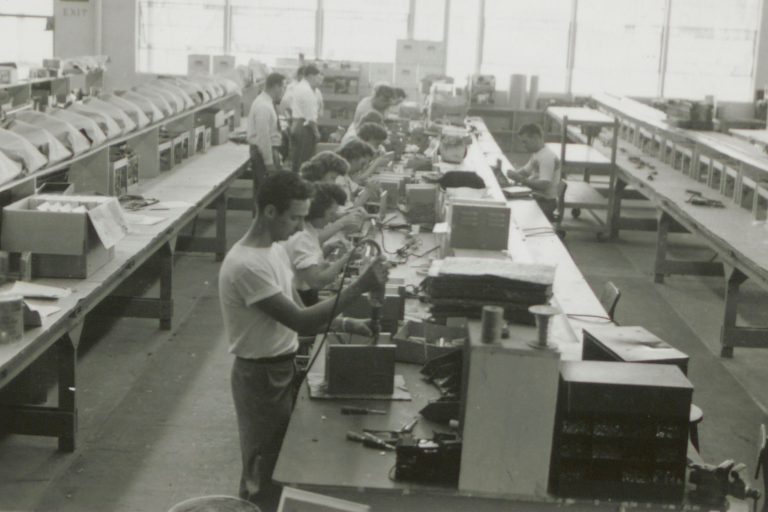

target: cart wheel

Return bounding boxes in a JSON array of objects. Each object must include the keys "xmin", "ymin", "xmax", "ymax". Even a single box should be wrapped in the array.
[
  {"xmin": 571, "ymin": 208, "xmax": 581, "ymax": 219},
  {"xmin": 595, "ymin": 232, "xmax": 606, "ymax": 242}
]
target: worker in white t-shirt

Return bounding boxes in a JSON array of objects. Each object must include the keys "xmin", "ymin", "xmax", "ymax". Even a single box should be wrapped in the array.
[
  {"xmin": 507, "ymin": 123, "xmax": 562, "ymax": 221},
  {"xmin": 218, "ymin": 171, "xmax": 388, "ymax": 510}
]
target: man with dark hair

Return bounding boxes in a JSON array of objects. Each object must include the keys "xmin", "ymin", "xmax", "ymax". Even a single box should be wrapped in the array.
[
  {"xmin": 507, "ymin": 123, "xmax": 561, "ymax": 221},
  {"xmin": 341, "ymin": 110, "xmax": 385, "ymax": 144},
  {"xmin": 219, "ymin": 171, "xmax": 387, "ymax": 510},
  {"xmin": 356, "ymin": 122, "xmax": 388, "ymax": 148},
  {"xmin": 352, "ymin": 84, "xmax": 395, "ymax": 127},
  {"xmin": 247, "ymin": 72, "xmax": 286, "ymax": 194},
  {"xmin": 299, "ymin": 150, "xmax": 349, "ymax": 183},
  {"xmin": 290, "ymin": 64, "xmax": 323, "ymax": 172}
]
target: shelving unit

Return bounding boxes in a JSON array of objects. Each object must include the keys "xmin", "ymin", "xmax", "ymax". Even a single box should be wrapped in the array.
[
  {"xmin": 317, "ymin": 68, "xmax": 362, "ymax": 130},
  {"xmin": 0, "ymin": 71, "xmax": 103, "ymax": 113},
  {"xmin": 546, "ymin": 106, "xmax": 619, "ymax": 238},
  {"xmin": 0, "ymin": 86, "xmax": 241, "ymax": 204}
]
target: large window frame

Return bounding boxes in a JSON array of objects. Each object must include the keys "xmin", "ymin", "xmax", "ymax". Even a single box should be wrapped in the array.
[
  {"xmin": 0, "ymin": 0, "xmax": 54, "ymax": 78},
  {"xmin": 135, "ymin": 0, "xmax": 764, "ymax": 101}
]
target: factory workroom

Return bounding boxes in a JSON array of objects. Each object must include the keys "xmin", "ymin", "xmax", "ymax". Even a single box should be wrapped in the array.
[{"xmin": 3, "ymin": 1, "xmax": 768, "ymax": 512}]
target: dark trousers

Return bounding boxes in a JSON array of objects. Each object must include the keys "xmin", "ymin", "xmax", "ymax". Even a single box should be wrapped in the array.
[
  {"xmin": 250, "ymin": 144, "xmax": 268, "ymax": 190},
  {"xmin": 535, "ymin": 197, "xmax": 557, "ymax": 222},
  {"xmin": 231, "ymin": 356, "xmax": 296, "ymax": 511},
  {"xmin": 290, "ymin": 122, "xmax": 317, "ymax": 173}
]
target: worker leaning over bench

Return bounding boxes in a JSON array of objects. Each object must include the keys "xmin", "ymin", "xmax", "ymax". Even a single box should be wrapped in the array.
[
  {"xmin": 507, "ymin": 123, "xmax": 562, "ymax": 221},
  {"xmin": 218, "ymin": 171, "xmax": 388, "ymax": 510},
  {"xmin": 247, "ymin": 72, "xmax": 286, "ymax": 191},
  {"xmin": 352, "ymin": 84, "xmax": 395, "ymax": 128}
]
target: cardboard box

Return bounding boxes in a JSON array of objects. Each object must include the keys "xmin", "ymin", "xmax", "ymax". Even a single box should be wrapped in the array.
[
  {"xmin": 393, "ymin": 320, "xmax": 467, "ymax": 364},
  {"xmin": 0, "ymin": 67, "xmax": 18, "ymax": 85},
  {"xmin": 420, "ymin": 41, "xmax": 447, "ymax": 66},
  {"xmin": 394, "ymin": 64, "xmax": 420, "ymax": 88},
  {"xmin": 36, "ymin": 182, "xmax": 74, "ymax": 195},
  {"xmin": 187, "ymin": 54, "xmax": 211, "ymax": 76},
  {"xmin": 448, "ymin": 198, "xmax": 510, "ymax": 251},
  {"xmin": 405, "ymin": 183, "xmax": 440, "ymax": 225},
  {"xmin": 396, "ymin": 39, "xmax": 420, "ymax": 64},
  {"xmin": 213, "ymin": 54, "xmax": 236, "ymax": 75},
  {"xmin": 367, "ymin": 62, "xmax": 394, "ymax": 87},
  {"xmin": 212, "ymin": 125, "xmax": 229, "ymax": 146},
  {"xmin": 1, "ymin": 194, "xmax": 128, "ymax": 278},
  {"xmin": 196, "ymin": 107, "xmax": 227, "ymax": 128}
]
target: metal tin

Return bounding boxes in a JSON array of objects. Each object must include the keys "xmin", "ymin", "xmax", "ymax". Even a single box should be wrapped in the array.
[{"xmin": 0, "ymin": 293, "xmax": 24, "ymax": 344}]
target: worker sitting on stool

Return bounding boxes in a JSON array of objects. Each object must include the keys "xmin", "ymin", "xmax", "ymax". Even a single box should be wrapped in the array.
[
  {"xmin": 219, "ymin": 171, "xmax": 388, "ymax": 511},
  {"xmin": 507, "ymin": 123, "xmax": 562, "ymax": 222}
]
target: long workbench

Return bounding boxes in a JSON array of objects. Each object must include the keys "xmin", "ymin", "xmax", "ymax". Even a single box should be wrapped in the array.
[
  {"xmin": 0, "ymin": 142, "xmax": 250, "ymax": 450},
  {"xmin": 273, "ymin": 119, "xmax": 613, "ymax": 510},
  {"xmin": 583, "ymin": 96, "xmax": 768, "ymax": 357}
]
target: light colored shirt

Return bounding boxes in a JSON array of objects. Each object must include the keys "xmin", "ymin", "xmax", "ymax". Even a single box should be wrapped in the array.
[
  {"xmin": 279, "ymin": 80, "xmax": 298, "ymax": 117},
  {"xmin": 218, "ymin": 242, "xmax": 298, "ymax": 359},
  {"xmin": 352, "ymin": 96, "xmax": 376, "ymax": 127},
  {"xmin": 524, "ymin": 145, "xmax": 561, "ymax": 200},
  {"xmin": 340, "ymin": 123, "xmax": 357, "ymax": 145},
  {"xmin": 283, "ymin": 224, "xmax": 323, "ymax": 292},
  {"xmin": 336, "ymin": 174, "xmax": 360, "ymax": 204},
  {"xmin": 291, "ymin": 79, "xmax": 319, "ymax": 123},
  {"xmin": 246, "ymin": 91, "xmax": 281, "ymax": 166}
]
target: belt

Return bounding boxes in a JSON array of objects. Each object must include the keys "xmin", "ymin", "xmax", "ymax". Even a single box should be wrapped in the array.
[{"xmin": 239, "ymin": 352, "xmax": 296, "ymax": 365}]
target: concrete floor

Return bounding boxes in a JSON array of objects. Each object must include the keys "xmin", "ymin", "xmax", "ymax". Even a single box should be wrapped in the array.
[{"xmin": 1, "ymin": 206, "xmax": 768, "ymax": 512}]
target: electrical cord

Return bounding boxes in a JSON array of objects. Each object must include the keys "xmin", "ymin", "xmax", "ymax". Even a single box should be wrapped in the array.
[{"xmin": 566, "ymin": 313, "xmax": 613, "ymax": 323}]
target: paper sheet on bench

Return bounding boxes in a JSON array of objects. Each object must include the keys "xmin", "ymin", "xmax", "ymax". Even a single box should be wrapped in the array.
[{"xmin": 8, "ymin": 281, "xmax": 71, "ymax": 300}]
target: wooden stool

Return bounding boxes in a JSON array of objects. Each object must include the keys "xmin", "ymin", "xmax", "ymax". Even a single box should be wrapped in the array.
[
  {"xmin": 167, "ymin": 495, "xmax": 261, "ymax": 512},
  {"xmin": 689, "ymin": 404, "xmax": 704, "ymax": 452}
]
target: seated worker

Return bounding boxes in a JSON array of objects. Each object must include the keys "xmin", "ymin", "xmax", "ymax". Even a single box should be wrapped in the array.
[
  {"xmin": 341, "ymin": 110, "xmax": 385, "ymax": 145},
  {"xmin": 218, "ymin": 171, "xmax": 388, "ymax": 510},
  {"xmin": 356, "ymin": 122, "xmax": 389, "ymax": 149},
  {"xmin": 335, "ymin": 139, "xmax": 384, "ymax": 209},
  {"xmin": 388, "ymin": 88, "xmax": 407, "ymax": 113},
  {"xmin": 300, "ymin": 151, "xmax": 368, "ymax": 240},
  {"xmin": 352, "ymin": 85, "xmax": 395, "ymax": 127},
  {"xmin": 507, "ymin": 123, "xmax": 561, "ymax": 221},
  {"xmin": 283, "ymin": 183, "xmax": 350, "ymax": 307}
]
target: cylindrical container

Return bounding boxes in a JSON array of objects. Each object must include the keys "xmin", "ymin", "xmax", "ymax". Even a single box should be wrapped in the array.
[
  {"xmin": 529, "ymin": 304, "xmax": 560, "ymax": 348},
  {"xmin": 509, "ymin": 74, "xmax": 527, "ymax": 109},
  {"xmin": 0, "ymin": 294, "xmax": 24, "ymax": 345},
  {"xmin": 528, "ymin": 75, "xmax": 539, "ymax": 110},
  {"xmin": 480, "ymin": 305, "xmax": 504, "ymax": 344}
]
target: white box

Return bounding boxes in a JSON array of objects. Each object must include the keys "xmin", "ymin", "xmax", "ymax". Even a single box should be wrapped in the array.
[
  {"xmin": 394, "ymin": 64, "xmax": 420, "ymax": 88},
  {"xmin": 213, "ymin": 55, "xmax": 236, "ymax": 75},
  {"xmin": 187, "ymin": 54, "xmax": 211, "ymax": 76},
  {"xmin": 396, "ymin": 39, "xmax": 420, "ymax": 64},
  {"xmin": 419, "ymin": 41, "xmax": 447, "ymax": 66}
]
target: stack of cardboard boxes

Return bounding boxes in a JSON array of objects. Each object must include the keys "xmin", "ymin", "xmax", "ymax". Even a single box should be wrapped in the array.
[{"xmin": 394, "ymin": 39, "xmax": 447, "ymax": 102}]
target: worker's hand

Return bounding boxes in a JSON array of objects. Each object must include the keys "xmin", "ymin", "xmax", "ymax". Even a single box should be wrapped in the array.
[
  {"xmin": 337, "ymin": 210, "xmax": 367, "ymax": 234},
  {"xmin": 342, "ymin": 317, "xmax": 373, "ymax": 337},
  {"xmin": 323, "ymin": 240, "xmax": 348, "ymax": 259},
  {"xmin": 358, "ymin": 256, "xmax": 389, "ymax": 293},
  {"xmin": 370, "ymin": 152, "xmax": 394, "ymax": 170},
  {"xmin": 507, "ymin": 169, "xmax": 529, "ymax": 183}
]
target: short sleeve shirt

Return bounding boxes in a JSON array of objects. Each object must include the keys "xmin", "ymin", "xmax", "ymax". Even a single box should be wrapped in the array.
[
  {"xmin": 283, "ymin": 225, "xmax": 324, "ymax": 292},
  {"xmin": 218, "ymin": 242, "xmax": 298, "ymax": 359},
  {"xmin": 528, "ymin": 146, "xmax": 561, "ymax": 200}
]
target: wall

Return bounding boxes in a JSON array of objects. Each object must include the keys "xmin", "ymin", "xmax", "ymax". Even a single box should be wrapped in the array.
[{"xmin": 54, "ymin": 0, "xmax": 95, "ymax": 58}]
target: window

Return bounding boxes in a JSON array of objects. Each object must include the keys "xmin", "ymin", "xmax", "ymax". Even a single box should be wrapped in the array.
[
  {"xmin": 664, "ymin": 0, "xmax": 760, "ymax": 101},
  {"xmin": 572, "ymin": 0, "xmax": 665, "ymax": 97},
  {"xmin": 137, "ymin": 0, "xmax": 225, "ymax": 75},
  {"xmin": 230, "ymin": 0, "xmax": 316, "ymax": 66},
  {"xmin": 481, "ymin": 0, "xmax": 572, "ymax": 94},
  {"xmin": 446, "ymin": 0, "xmax": 479, "ymax": 89},
  {"xmin": 0, "ymin": 0, "xmax": 53, "ymax": 78},
  {"xmin": 413, "ymin": 0, "xmax": 446, "ymax": 41},
  {"xmin": 321, "ymin": 0, "xmax": 409, "ymax": 62}
]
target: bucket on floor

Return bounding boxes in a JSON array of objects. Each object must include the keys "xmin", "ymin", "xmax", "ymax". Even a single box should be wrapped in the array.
[{"xmin": 167, "ymin": 495, "xmax": 261, "ymax": 512}]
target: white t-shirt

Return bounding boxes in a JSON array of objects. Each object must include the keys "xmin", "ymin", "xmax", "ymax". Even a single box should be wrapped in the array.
[
  {"xmin": 283, "ymin": 224, "xmax": 323, "ymax": 292},
  {"xmin": 526, "ymin": 145, "xmax": 561, "ymax": 200},
  {"xmin": 291, "ymin": 79, "xmax": 319, "ymax": 122},
  {"xmin": 218, "ymin": 242, "xmax": 298, "ymax": 359}
]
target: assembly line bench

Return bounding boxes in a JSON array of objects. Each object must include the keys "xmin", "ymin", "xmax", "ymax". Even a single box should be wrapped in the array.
[{"xmin": 0, "ymin": 143, "xmax": 249, "ymax": 451}]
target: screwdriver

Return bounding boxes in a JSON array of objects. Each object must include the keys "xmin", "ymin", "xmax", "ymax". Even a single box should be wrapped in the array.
[
  {"xmin": 346, "ymin": 431, "xmax": 396, "ymax": 451},
  {"xmin": 340, "ymin": 406, "xmax": 386, "ymax": 415}
]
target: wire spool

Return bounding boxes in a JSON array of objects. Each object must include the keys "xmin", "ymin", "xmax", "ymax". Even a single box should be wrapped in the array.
[{"xmin": 0, "ymin": 294, "xmax": 24, "ymax": 345}]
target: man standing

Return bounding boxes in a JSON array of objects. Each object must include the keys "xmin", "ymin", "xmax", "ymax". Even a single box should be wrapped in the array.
[
  {"xmin": 247, "ymin": 72, "xmax": 286, "ymax": 195},
  {"xmin": 290, "ymin": 64, "xmax": 323, "ymax": 172},
  {"xmin": 507, "ymin": 123, "xmax": 561, "ymax": 221},
  {"xmin": 219, "ymin": 171, "xmax": 387, "ymax": 510}
]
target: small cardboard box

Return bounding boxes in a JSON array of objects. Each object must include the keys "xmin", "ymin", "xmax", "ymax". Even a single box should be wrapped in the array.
[
  {"xmin": 196, "ymin": 107, "xmax": 227, "ymax": 128},
  {"xmin": 188, "ymin": 54, "xmax": 211, "ymax": 76},
  {"xmin": 396, "ymin": 39, "xmax": 420, "ymax": 64},
  {"xmin": 405, "ymin": 183, "xmax": 440, "ymax": 225},
  {"xmin": 0, "ymin": 67, "xmax": 18, "ymax": 85},
  {"xmin": 325, "ymin": 333, "xmax": 396, "ymax": 395},
  {"xmin": 448, "ymin": 198, "xmax": 510, "ymax": 251},
  {"xmin": 1, "ymin": 194, "xmax": 128, "ymax": 279},
  {"xmin": 393, "ymin": 320, "xmax": 467, "ymax": 364}
]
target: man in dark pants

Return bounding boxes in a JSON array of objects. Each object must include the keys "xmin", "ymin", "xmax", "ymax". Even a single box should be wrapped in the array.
[
  {"xmin": 507, "ymin": 123, "xmax": 562, "ymax": 221},
  {"xmin": 289, "ymin": 64, "xmax": 323, "ymax": 172},
  {"xmin": 247, "ymin": 73, "xmax": 287, "ymax": 210},
  {"xmin": 218, "ymin": 171, "xmax": 388, "ymax": 510}
]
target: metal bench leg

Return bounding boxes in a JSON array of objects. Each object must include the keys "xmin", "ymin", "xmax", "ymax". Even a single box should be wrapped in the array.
[
  {"xmin": 57, "ymin": 333, "xmax": 77, "ymax": 452},
  {"xmin": 654, "ymin": 210, "xmax": 671, "ymax": 283}
]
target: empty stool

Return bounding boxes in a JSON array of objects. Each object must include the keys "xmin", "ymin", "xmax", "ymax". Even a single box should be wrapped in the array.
[
  {"xmin": 167, "ymin": 495, "xmax": 261, "ymax": 512},
  {"xmin": 689, "ymin": 404, "xmax": 704, "ymax": 452}
]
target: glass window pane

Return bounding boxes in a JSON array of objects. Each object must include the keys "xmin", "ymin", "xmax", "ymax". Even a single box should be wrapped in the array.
[
  {"xmin": 137, "ymin": 0, "xmax": 225, "ymax": 75},
  {"xmin": 572, "ymin": 0, "xmax": 665, "ymax": 97},
  {"xmin": 446, "ymin": 0, "xmax": 479, "ymax": 89},
  {"xmin": 0, "ymin": 0, "xmax": 53, "ymax": 16},
  {"xmin": 231, "ymin": 0, "xmax": 315, "ymax": 66},
  {"xmin": 322, "ymin": 0, "xmax": 409, "ymax": 62},
  {"xmin": 0, "ymin": 17, "xmax": 53, "ymax": 76},
  {"xmin": 481, "ymin": 0, "xmax": 572, "ymax": 94},
  {"xmin": 414, "ymin": 0, "xmax": 445, "ymax": 41},
  {"xmin": 664, "ymin": 0, "xmax": 760, "ymax": 101}
]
